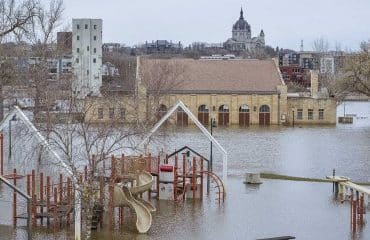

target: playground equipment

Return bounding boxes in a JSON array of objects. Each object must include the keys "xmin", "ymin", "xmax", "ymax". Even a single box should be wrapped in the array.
[
  {"xmin": 327, "ymin": 173, "xmax": 370, "ymax": 232},
  {"xmin": 107, "ymin": 171, "xmax": 155, "ymax": 233}
]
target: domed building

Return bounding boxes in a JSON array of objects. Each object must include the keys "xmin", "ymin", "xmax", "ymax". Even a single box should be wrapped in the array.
[{"xmin": 224, "ymin": 7, "xmax": 265, "ymax": 51}]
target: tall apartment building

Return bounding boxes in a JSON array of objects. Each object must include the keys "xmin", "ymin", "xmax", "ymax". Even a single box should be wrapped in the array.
[{"xmin": 72, "ymin": 19, "xmax": 103, "ymax": 97}]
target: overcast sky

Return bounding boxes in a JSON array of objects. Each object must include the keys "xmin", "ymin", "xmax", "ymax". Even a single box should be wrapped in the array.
[{"xmin": 60, "ymin": 0, "xmax": 370, "ymax": 51}]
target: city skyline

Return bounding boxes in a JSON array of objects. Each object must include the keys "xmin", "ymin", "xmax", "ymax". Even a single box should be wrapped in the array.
[{"xmin": 60, "ymin": 0, "xmax": 370, "ymax": 51}]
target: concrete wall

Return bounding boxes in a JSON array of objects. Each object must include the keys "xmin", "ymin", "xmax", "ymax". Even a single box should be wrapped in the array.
[{"xmin": 286, "ymin": 97, "xmax": 337, "ymax": 125}]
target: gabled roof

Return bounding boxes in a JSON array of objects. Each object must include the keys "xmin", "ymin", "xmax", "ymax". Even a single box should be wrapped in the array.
[{"xmin": 140, "ymin": 58, "xmax": 284, "ymax": 94}]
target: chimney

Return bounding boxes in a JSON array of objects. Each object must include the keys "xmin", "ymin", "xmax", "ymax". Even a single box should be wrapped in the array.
[{"xmin": 310, "ymin": 70, "xmax": 319, "ymax": 98}]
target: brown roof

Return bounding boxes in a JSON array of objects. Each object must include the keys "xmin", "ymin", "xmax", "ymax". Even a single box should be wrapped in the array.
[{"xmin": 140, "ymin": 58, "xmax": 283, "ymax": 94}]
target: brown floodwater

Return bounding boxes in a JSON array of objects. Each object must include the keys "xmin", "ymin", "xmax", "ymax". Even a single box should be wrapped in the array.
[{"xmin": 1, "ymin": 101, "xmax": 370, "ymax": 240}]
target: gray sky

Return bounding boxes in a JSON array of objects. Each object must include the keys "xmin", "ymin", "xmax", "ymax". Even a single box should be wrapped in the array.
[{"xmin": 61, "ymin": 0, "xmax": 370, "ymax": 51}]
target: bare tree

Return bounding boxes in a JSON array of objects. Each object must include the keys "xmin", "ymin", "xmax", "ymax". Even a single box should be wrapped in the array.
[
  {"xmin": 337, "ymin": 46, "xmax": 370, "ymax": 97},
  {"xmin": 140, "ymin": 57, "xmax": 188, "ymax": 122},
  {"xmin": 0, "ymin": 0, "xmax": 38, "ymax": 41},
  {"xmin": 312, "ymin": 37, "xmax": 330, "ymax": 53}
]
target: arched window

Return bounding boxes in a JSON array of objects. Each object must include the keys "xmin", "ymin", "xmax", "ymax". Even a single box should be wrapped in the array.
[
  {"xmin": 218, "ymin": 105, "xmax": 229, "ymax": 126},
  {"xmin": 198, "ymin": 105, "xmax": 209, "ymax": 113},
  {"xmin": 177, "ymin": 107, "xmax": 188, "ymax": 127},
  {"xmin": 198, "ymin": 105, "xmax": 209, "ymax": 126},
  {"xmin": 259, "ymin": 105, "xmax": 270, "ymax": 126},
  {"xmin": 259, "ymin": 105, "xmax": 270, "ymax": 113},
  {"xmin": 239, "ymin": 104, "xmax": 250, "ymax": 127},
  {"xmin": 239, "ymin": 104, "xmax": 250, "ymax": 113}
]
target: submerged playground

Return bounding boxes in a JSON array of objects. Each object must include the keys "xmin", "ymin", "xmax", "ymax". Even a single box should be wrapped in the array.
[{"xmin": 0, "ymin": 101, "xmax": 370, "ymax": 240}]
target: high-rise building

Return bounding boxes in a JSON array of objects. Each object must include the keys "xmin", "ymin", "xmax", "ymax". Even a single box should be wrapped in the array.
[{"xmin": 72, "ymin": 19, "xmax": 102, "ymax": 97}]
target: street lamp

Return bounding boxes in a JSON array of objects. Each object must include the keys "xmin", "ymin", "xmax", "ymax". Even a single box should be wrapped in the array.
[
  {"xmin": 292, "ymin": 109, "xmax": 295, "ymax": 128},
  {"xmin": 208, "ymin": 117, "xmax": 217, "ymax": 194},
  {"xmin": 8, "ymin": 114, "xmax": 18, "ymax": 161}
]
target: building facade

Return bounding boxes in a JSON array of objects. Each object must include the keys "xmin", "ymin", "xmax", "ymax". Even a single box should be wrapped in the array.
[
  {"xmin": 224, "ymin": 8, "xmax": 265, "ymax": 51},
  {"xmin": 84, "ymin": 57, "xmax": 336, "ymax": 126},
  {"xmin": 72, "ymin": 19, "xmax": 103, "ymax": 97}
]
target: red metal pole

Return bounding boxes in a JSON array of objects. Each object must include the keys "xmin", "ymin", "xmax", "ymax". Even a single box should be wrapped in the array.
[
  {"xmin": 46, "ymin": 176, "xmax": 50, "ymax": 226},
  {"xmin": 59, "ymin": 174, "xmax": 63, "ymax": 203},
  {"xmin": 53, "ymin": 187, "xmax": 58, "ymax": 230},
  {"xmin": 13, "ymin": 169, "xmax": 17, "ymax": 226},
  {"xmin": 192, "ymin": 157, "xmax": 196, "ymax": 201},
  {"xmin": 157, "ymin": 155, "xmax": 160, "ymax": 200},
  {"xmin": 26, "ymin": 174, "xmax": 31, "ymax": 196},
  {"xmin": 200, "ymin": 158, "xmax": 204, "ymax": 201},
  {"xmin": 31, "ymin": 170, "xmax": 35, "ymax": 200},
  {"xmin": 111, "ymin": 155, "xmax": 116, "ymax": 181},
  {"xmin": 108, "ymin": 183, "xmax": 114, "ymax": 230},
  {"xmin": 174, "ymin": 155, "xmax": 178, "ymax": 201},
  {"xmin": 353, "ymin": 199, "xmax": 357, "ymax": 232},
  {"xmin": 32, "ymin": 194, "xmax": 37, "ymax": 227},
  {"xmin": 67, "ymin": 177, "xmax": 71, "ymax": 226},
  {"xmin": 40, "ymin": 172, "xmax": 44, "ymax": 225},
  {"xmin": 360, "ymin": 194, "xmax": 364, "ymax": 225},
  {"xmin": 0, "ymin": 133, "xmax": 3, "ymax": 176},
  {"xmin": 183, "ymin": 154, "xmax": 186, "ymax": 200}
]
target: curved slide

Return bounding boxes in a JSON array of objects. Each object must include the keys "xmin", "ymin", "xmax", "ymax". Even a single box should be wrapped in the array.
[{"xmin": 111, "ymin": 171, "xmax": 156, "ymax": 233}]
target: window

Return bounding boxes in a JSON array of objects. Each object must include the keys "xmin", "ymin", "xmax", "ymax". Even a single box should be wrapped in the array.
[
  {"xmin": 93, "ymin": 58, "xmax": 96, "ymax": 63},
  {"xmin": 98, "ymin": 108, "xmax": 103, "ymax": 119},
  {"xmin": 120, "ymin": 108, "xmax": 125, "ymax": 119},
  {"xmin": 93, "ymin": 36, "xmax": 97, "ymax": 41},
  {"xmin": 94, "ymin": 25, "xmax": 97, "ymax": 30},
  {"xmin": 109, "ymin": 108, "xmax": 114, "ymax": 119},
  {"xmin": 93, "ymin": 48, "xmax": 96, "ymax": 53},
  {"xmin": 308, "ymin": 109, "xmax": 313, "ymax": 120},
  {"xmin": 85, "ymin": 24, "xmax": 88, "ymax": 29},
  {"xmin": 76, "ymin": 58, "xmax": 79, "ymax": 63},
  {"xmin": 319, "ymin": 109, "xmax": 324, "ymax": 120},
  {"xmin": 77, "ymin": 35, "xmax": 80, "ymax": 40},
  {"xmin": 77, "ymin": 24, "xmax": 80, "ymax": 29},
  {"xmin": 77, "ymin": 48, "xmax": 79, "ymax": 53},
  {"xmin": 297, "ymin": 109, "xmax": 303, "ymax": 120},
  {"xmin": 87, "ymin": 46, "xmax": 89, "ymax": 51}
]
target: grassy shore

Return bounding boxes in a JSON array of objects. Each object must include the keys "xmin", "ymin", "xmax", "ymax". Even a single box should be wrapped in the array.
[{"xmin": 260, "ymin": 173, "xmax": 370, "ymax": 186}]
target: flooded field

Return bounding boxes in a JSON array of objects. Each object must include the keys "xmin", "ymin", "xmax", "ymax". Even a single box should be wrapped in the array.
[{"xmin": 1, "ymin": 101, "xmax": 370, "ymax": 240}]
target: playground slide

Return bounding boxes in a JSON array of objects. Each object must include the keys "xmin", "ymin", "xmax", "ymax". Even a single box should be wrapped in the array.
[{"xmin": 112, "ymin": 171, "xmax": 155, "ymax": 233}]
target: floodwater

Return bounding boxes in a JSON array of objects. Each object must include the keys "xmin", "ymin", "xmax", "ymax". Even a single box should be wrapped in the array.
[{"xmin": 1, "ymin": 101, "xmax": 370, "ymax": 240}]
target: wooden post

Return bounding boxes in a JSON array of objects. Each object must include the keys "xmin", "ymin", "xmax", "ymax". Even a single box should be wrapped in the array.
[
  {"xmin": 46, "ymin": 176, "xmax": 50, "ymax": 226},
  {"xmin": 26, "ymin": 174, "xmax": 31, "ymax": 196},
  {"xmin": 99, "ymin": 176, "xmax": 104, "ymax": 228},
  {"xmin": 200, "ymin": 158, "xmax": 204, "ymax": 201},
  {"xmin": 32, "ymin": 194, "xmax": 37, "ymax": 227},
  {"xmin": 157, "ymin": 155, "xmax": 160, "ymax": 200},
  {"xmin": 111, "ymin": 155, "xmax": 116, "ymax": 181},
  {"xmin": 40, "ymin": 172, "xmax": 44, "ymax": 225},
  {"xmin": 53, "ymin": 187, "xmax": 58, "ymax": 231},
  {"xmin": 13, "ymin": 169, "xmax": 17, "ymax": 226},
  {"xmin": 182, "ymin": 154, "xmax": 186, "ymax": 200},
  {"xmin": 352, "ymin": 199, "xmax": 357, "ymax": 232},
  {"xmin": 66, "ymin": 178, "xmax": 71, "ymax": 226},
  {"xmin": 360, "ymin": 194, "xmax": 364, "ymax": 226},
  {"xmin": 174, "ymin": 155, "xmax": 178, "ymax": 201},
  {"xmin": 59, "ymin": 174, "xmax": 63, "ymax": 204},
  {"xmin": 31, "ymin": 170, "xmax": 35, "ymax": 201},
  {"xmin": 192, "ymin": 157, "xmax": 196, "ymax": 201},
  {"xmin": 121, "ymin": 154, "xmax": 125, "ymax": 176},
  {"xmin": 0, "ymin": 133, "xmax": 3, "ymax": 176},
  {"xmin": 108, "ymin": 183, "xmax": 114, "ymax": 230}
]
